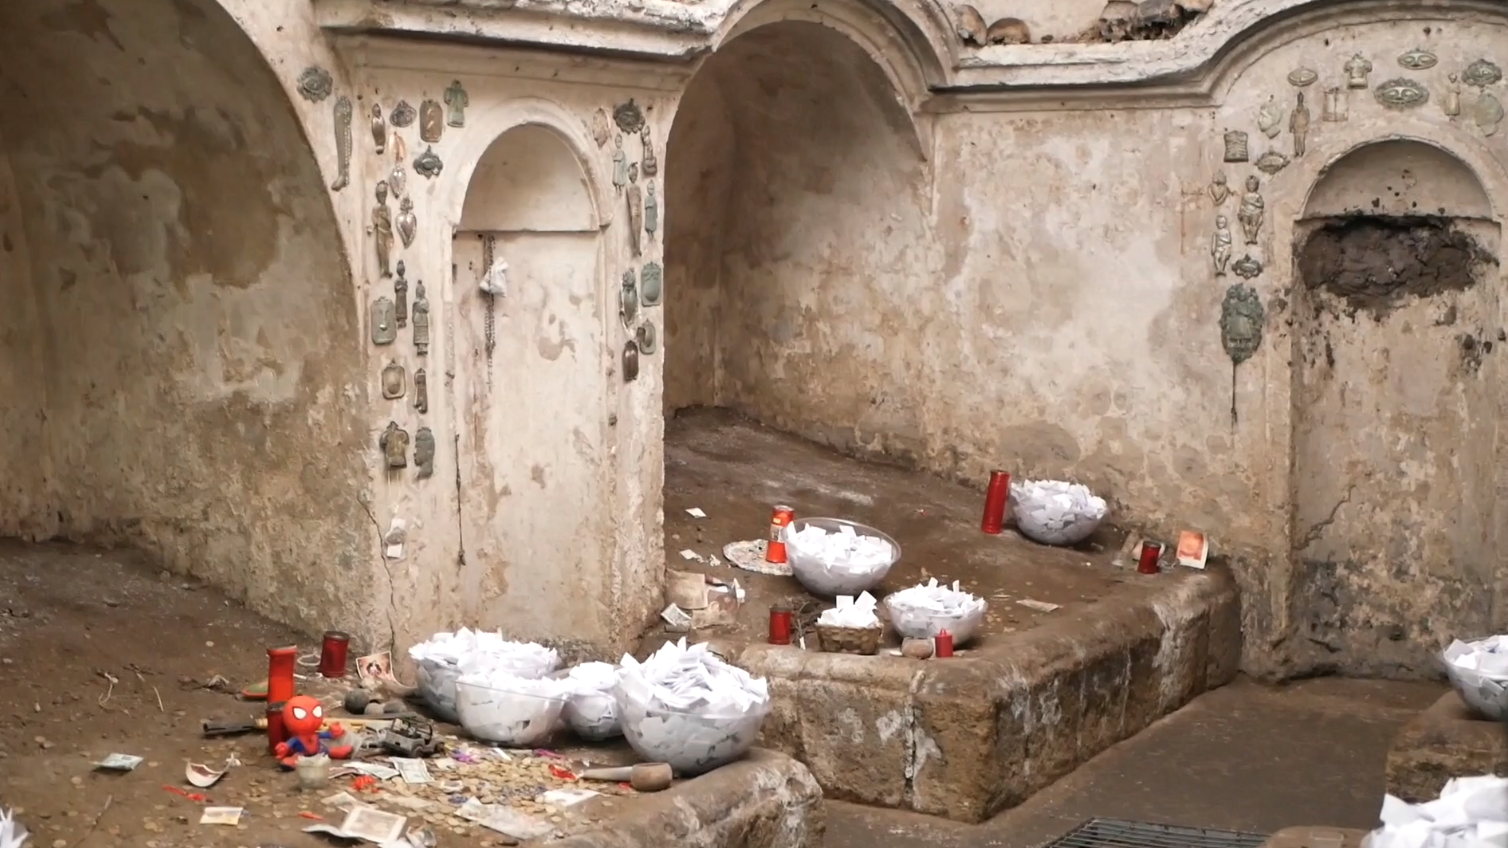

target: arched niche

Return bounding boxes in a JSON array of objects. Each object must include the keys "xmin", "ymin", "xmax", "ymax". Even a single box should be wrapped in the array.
[
  {"xmin": 663, "ymin": 17, "xmax": 932, "ymax": 489},
  {"xmin": 1287, "ymin": 139, "xmax": 1502, "ymax": 678},
  {"xmin": 450, "ymin": 122, "xmax": 612, "ymax": 645},
  {"xmin": 1303, "ymin": 139, "xmax": 1493, "ymax": 220},
  {"xmin": 0, "ymin": 0, "xmax": 363, "ymax": 637},
  {"xmin": 460, "ymin": 124, "xmax": 598, "ymax": 233}
]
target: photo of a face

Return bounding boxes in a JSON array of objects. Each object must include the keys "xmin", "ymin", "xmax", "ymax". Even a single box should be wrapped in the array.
[{"xmin": 355, "ymin": 651, "xmax": 393, "ymax": 688}]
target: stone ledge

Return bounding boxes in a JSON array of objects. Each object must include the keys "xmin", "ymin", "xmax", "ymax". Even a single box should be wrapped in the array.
[
  {"xmin": 737, "ymin": 567, "xmax": 1241, "ymax": 823},
  {"xmin": 544, "ymin": 749, "xmax": 824, "ymax": 848},
  {"xmin": 1386, "ymin": 691, "xmax": 1508, "ymax": 803},
  {"xmin": 1259, "ymin": 827, "xmax": 1369, "ymax": 848}
]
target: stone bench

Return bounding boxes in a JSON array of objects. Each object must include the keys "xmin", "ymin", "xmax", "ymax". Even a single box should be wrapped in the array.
[
  {"xmin": 1385, "ymin": 691, "xmax": 1508, "ymax": 803},
  {"xmin": 728, "ymin": 568, "xmax": 1241, "ymax": 823}
]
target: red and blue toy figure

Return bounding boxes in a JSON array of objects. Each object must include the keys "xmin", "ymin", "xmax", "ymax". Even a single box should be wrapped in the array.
[{"xmin": 273, "ymin": 695, "xmax": 354, "ymax": 769}]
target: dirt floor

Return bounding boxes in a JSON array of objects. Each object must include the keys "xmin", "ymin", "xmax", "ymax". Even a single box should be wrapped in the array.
[
  {"xmin": 662, "ymin": 408, "xmax": 1152, "ymax": 647},
  {"xmin": 0, "ymin": 542, "xmax": 651, "ymax": 848}
]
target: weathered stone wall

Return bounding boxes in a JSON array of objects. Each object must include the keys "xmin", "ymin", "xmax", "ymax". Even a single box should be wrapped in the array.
[
  {"xmin": 661, "ymin": 1, "xmax": 1508, "ymax": 678},
  {"xmin": 0, "ymin": 0, "xmax": 378, "ymax": 642}
]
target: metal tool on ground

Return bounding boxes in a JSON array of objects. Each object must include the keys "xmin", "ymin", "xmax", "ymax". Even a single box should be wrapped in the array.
[{"xmin": 577, "ymin": 763, "xmax": 673, "ymax": 792}]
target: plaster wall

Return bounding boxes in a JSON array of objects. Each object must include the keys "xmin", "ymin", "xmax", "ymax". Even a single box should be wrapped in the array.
[
  {"xmin": 0, "ymin": 0, "xmax": 376, "ymax": 640},
  {"xmin": 341, "ymin": 45, "xmax": 681, "ymax": 657},
  {"xmin": 665, "ymin": 7, "xmax": 1508, "ymax": 677}
]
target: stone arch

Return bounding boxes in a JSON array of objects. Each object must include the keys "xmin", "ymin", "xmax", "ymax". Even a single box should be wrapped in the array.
[
  {"xmin": 438, "ymin": 98, "xmax": 612, "ymax": 232},
  {"xmin": 1283, "ymin": 134, "xmax": 1504, "ymax": 676},
  {"xmin": 448, "ymin": 118, "xmax": 615, "ymax": 643},
  {"xmin": 0, "ymin": 0, "xmax": 367, "ymax": 636},
  {"xmin": 711, "ymin": 0, "xmax": 952, "ymax": 114},
  {"xmin": 664, "ymin": 18, "xmax": 934, "ymax": 467}
]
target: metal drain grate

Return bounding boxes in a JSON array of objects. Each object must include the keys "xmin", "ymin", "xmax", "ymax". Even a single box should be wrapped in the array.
[{"xmin": 1038, "ymin": 818, "xmax": 1270, "ymax": 848}]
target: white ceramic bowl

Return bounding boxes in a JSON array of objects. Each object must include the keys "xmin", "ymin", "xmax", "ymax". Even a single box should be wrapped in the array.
[
  {"xmin": 563, "ymin": 690, "xmax": 622, "ymax": 741},
  {"xmin": 884, "ymin": 595, "xmax": 986, "ymax": 646},
  {"xmin": 785, "ymin": 518, "xmax": 901, "ymax": 598},
  {"xmin": 415, "ymin": 658, "xmax": 462, "ymax": 723},
  {"xmin": 455, "ymin": 680, "xmax": 568, "ymax": 746},
  {"xmin": 1442, "ymin": 643, "xmax": 1508, "ymax": 721},
  {"xmin": 615, "ymin": 686, "xmax": 770, "ymax": 776},
  {"xmin": 1009, "ymin": 481, "xmax": 1106, "ymax": 546}
]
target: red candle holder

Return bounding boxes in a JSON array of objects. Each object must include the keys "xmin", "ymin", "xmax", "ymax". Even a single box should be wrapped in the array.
[
  {"xmin": 319, "ymin": 631, "xmax": 350, "ymax": 679},
  {"xmin": 981, "ymin": 471, "xmax": 1011, "ymax": 535},
  {"xmin": 768, "ymin": 604, "xmax": 794, "ymax": 646},
  {"xmin": 1137, "ymin": 542, "xmax": 1163, "ymax": 575},
  {"xmin": 266, "ymin": 645, "xmax": 298, "ymax": 705},
  {"xmin": 266, "ymin": 701, "xmax": 289, "ymax": 754},
  {"xmin": 934, "ymin": 630, "xmax": 955, "ymax": 658}
]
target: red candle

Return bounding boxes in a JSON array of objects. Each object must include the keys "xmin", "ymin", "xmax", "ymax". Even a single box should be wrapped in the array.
[
  {"xmin": 934, "ymin": 629, "xmax": 955, "ymax": 658},
  {"xmin": 266, "ymin": 701, "xmax": 289, "ymax": 754},
  {"xmin": 981, "ymin": 471, "xmax": 1011, "ymax": 535},
  {"xmin": 1137, "ymin": 542, "xmax": 1163, "ymax": 575},
  {"xmin": 266, "ymin": 645, "xmax": 298, "ymax": 704},
  {"xmin": 319, "ymin": 631, "xmax": 350, "ymax": 679},
  {"xmin": 768, "ymin": 604, "xmax": 794, "ymax": 646}
]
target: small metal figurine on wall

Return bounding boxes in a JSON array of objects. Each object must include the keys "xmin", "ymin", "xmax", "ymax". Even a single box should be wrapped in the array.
[
  {"xmin": 414, "ymin": 368, "xmax": 429, "ymax": 414},
  {"xmin": 420, "ymin": 99, "xmax": 444, "ymax": 143},
  {"xmin": 645, "ymin": 183, "xmax": 658, "ymax": 242},
  {"xmin": 1238, "ymin": 176, "xmax": 1264, "ymax": 245},
  {"xmin": 373, "ymin": 181, "xmax": 394, "ymax": 278},
  {"xmin": 370, "ymin": 104, "xmax": 387, "ymax": 154},
  {"xmin": 1211, "ymin": 215, "xmax": 1232, "ymax": 277},
  {"xmin": 626, "ymin": 182, "xmax": 643, "ymax": 256},
  {"xmin": 444, "ymin": 80, "xmax": 469, "ymax": 128},
  {"xmin": 397, "ymin": 197, "xmax": 417, "ymax": 248},
  {"xmin": 371, "ymin": 296, "xmax": 397, "ymax": 346},
  {"xmin": 1222, "ymin": 130, "xmax": 1249, "ymax": 163},
  {"xmin": 1209, "ymin": 172, "xmax": 1230, "ymax": 206},
  {"xmin": 1290, "ymin": 92, "xmax": 1310, "ymax": 158},
  {"xmin": 395, "ymin": 261, "xmax": 410, "ymax": 328},
  {"xmin": 612, "ymin": 135, "xmax": 627, "ymax": 195},
  {"xmin": 413, "ymin": 280, "xmax": 431, "ymax": 356},
  {"xmin": 1220, "ymin": 283, "xmax": 1266, "ymax": 426},
  {"xmin": 414, "ymin": 427, "xmax": 436, "ymax": 479},
  {"xmin": 380, "ymin": 421, "xmax": 410, "ymax": 469},
  {"xmin": 381, "ymin": 361, "xmax": 406, "ymax": 399},
  {"xmin": 640, "ymin": 126, "xmax": 658, "ymax": 177},
  {"xmin": 622, "ymin": 341, "xmax": 641, "ymax": 383},
  {"xmin": 1344, "ymin": 53, "xmax": 1372, "ymax": 89},
  {"xmin": 332, "ymin": 96, "xmax": 353, "ymax": 191}
]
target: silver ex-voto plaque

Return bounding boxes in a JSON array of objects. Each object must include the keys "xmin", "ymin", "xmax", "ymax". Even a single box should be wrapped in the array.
[
  {"xmin": 640, "ymin": 262, "xmax": 663, "ymax": 307},
  {"xmin": 298, "ymin": 66, "xmax": 333, "ymax": 102},
  {"xmin": 370, "ymin": 297, "xmax": 397, "ymax": 346},
  {"xmin": 380, "ymin": 421, "xmax": 409, "ymax": 469},
  {"xmin": 331, "ymin": 96, "xmax": 353, "ymax": 191}
]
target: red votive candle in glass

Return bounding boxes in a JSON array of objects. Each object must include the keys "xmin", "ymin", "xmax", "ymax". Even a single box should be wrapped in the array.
[
  {"xmin": 266, "ymin": 645, "xmax": 298, "ymax": 704},
  {"xmin": 934, "ymin": 629, "xmax": 955, "ymax": 658},
  {"xmin": 319, "ymin": 631, "xmax": 350, "ymax": 678},
  {"xmin": 1137, "ymin": 542, "xmax": 1163, "ymax": 575},
  {"xmin": 266, "ymin": 701, "xmax": 289, "ymax": 754},
  {"xmin": 768, "ymin": 604, "xmax": 794, "ymax": 646},
  {"xmin": 981, "ymin": 471, "xmax": 1011, "ymax": 534}
]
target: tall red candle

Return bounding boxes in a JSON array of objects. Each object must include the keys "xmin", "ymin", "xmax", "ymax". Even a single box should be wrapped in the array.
[
  {"xmin": 266, "ymin": 645, "xmax": 298, "ymax": 704},
  {"xmin": 1137, "ymin": 542, "xmax": 1163, "ymax": 575},
  {"xmin": 319, "ymin": 631, "xmax": 350, "ymax": 679},
  {"xmin": 981, "ymin": 471, "xmax": 1011, "ymax": 535},
  {"xmin": 768, "ymin": 604, "xmax": 794, "ymax": 646}
]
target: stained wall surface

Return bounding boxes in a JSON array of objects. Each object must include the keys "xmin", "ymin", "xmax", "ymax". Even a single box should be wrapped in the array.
[
  {"xmin": 0, "ymin": 0, "xmax": 376, "ymax": 640},
  {"xmin": 665, "ymin": 6, "xmax": 1508, "ymax": 677}
]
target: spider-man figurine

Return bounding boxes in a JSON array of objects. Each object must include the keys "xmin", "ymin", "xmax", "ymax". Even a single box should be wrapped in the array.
[{"xmin": 274, "ymin": 695, "xmax": 354, "ymax": 769}]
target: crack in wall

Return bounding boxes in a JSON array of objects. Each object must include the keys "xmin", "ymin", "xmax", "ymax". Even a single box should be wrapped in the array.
[
  {"xmin": 358, "ymin": 495, "xmax": 400, "ymax": 653},
  {"xmin": 1294, "ymin": 483, "xmax": 1357, "ymax": 552}
]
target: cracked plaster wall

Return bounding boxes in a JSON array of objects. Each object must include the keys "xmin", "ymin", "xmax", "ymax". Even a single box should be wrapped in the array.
[
  {"xmin": 0, "ymin": 0, "xmax": 376, "ymax": 642},
  {"xmin": 666, "ymin": 7, "xmax": 1508, "ymax": 678},
  {"xmin": 342, "ymin": 45, "xmax": 678, "ymax": 660}
]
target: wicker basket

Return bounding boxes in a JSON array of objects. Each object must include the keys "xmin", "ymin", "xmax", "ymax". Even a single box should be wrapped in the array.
[{"xmin": 816, "ymin": 624, "xmax": 883, "ymax": 655}]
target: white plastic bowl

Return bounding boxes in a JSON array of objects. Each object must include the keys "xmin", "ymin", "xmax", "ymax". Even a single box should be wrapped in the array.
[
  {"xmin": 563, "ymin": 690, "xmax": 622, "ymax": 741},
  {"xmin": 415, "ymin": 658, "xmax": 463, "ymax": 723},
  {"xmin": 884, "ymin": 594, "xmax": 986, "ymax": 646},
  {"xmin": 615, "ymin": 687, "xmax": 770, "ymax": 776},
  {"xmin": 455, "ymin": 680, "xmax": 568, "ymax": 746},
  {"xmin": 1009, "ymin": 481, "xmax": 1107, "ymax": 546},
  {"xmin": 786, "ymin": 518, "xmax": 901, "ymax": 598},
  {"xmin": 1442, "ymin": 642, "xmax": 1508, "ymax": 721}
]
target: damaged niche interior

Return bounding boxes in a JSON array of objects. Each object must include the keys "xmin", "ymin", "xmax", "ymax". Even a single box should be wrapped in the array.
[
  {"xmin": 0, "ymin": 0, "xmax": 367, "ymax": 635},
  {"xmin": 1288, "ymin": 139, "xmax": 1502, "ymax": 678},
  {"xmin": 663, "ymin": 20, "xmax": 931, "ymax": 459}
]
